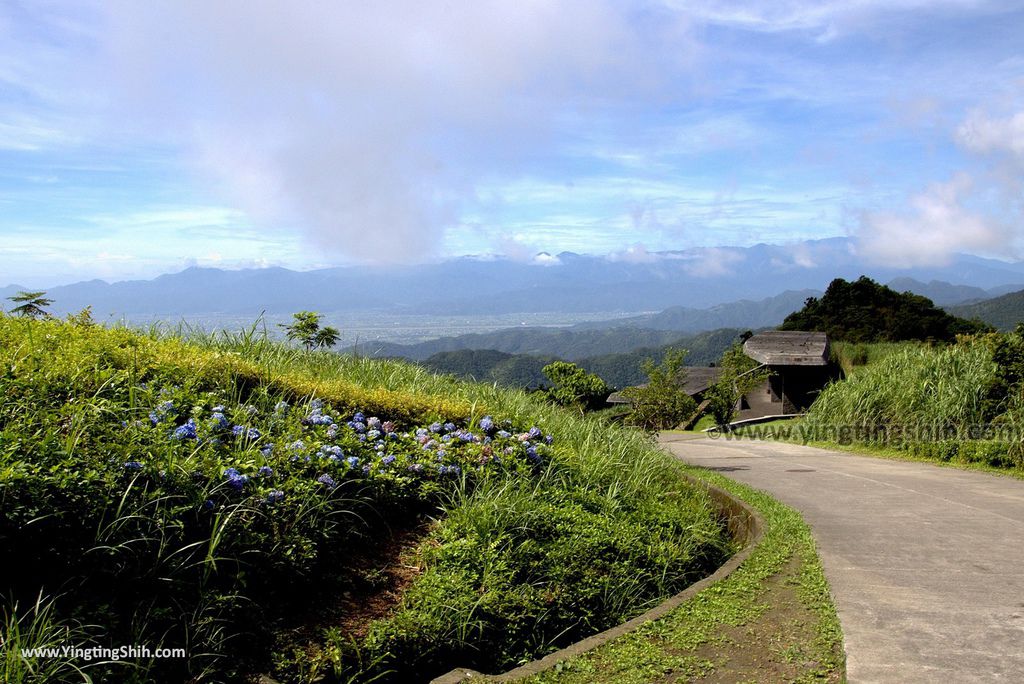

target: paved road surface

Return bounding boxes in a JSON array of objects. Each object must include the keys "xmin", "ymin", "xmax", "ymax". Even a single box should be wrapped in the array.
[{"xmin": 660, "ymin": 436, "xmax": 1024, "ymax": 683}]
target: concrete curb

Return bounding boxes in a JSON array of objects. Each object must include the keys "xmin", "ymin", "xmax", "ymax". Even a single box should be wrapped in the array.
[{"xmin": 430, "ymin": 474, "xmax": 765, "ymax": 683}]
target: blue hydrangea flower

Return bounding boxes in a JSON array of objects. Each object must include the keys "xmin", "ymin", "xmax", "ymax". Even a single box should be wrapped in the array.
[
  {"xmin": 407, "ymin": 463, "xmax": 424, "ymax": 474},
  {"xmin": 311, "ymin": 398, "xmax": 324, "ymax": 410},
  {"xmin": 366, "ymin": 429, "xmax": 381, "ymax": 440},
  {"xmin": 224, "ymin": 467, "xmax": 249, "ymax": 491},
  {"xmin": 260, "ymin": 443, "xmax": 274, "ymax": 457},
  {"xmin": 528, "ymin": 426, "xmax": 543, "ymax": 439},
  {"xmin": 274, "ymin": 401, "xmax": 289, "ymax": 415},
  {"xmin": 287, "ymin": 440, "xmax": 306, "ymax": 452},
  {"xmin": 212, "ymin": 405, "xmax": 226, "ymax": 413},
  {"xmin": 429, "ymin": 422, "xmax": 442, "ymax": 433},
  {"xmin": 326, "ymin": 424, "xmax": 339, "ymax": 438},
  {"xmin": 496, "ymin": 430, "xmax": 511, "ymax": 439},
  {"xmin": 345, "ymin": 456, "xmax": 360, "ymax": 468},
  {"xmin": 480, "ymin": 416, "xmax": 495, "ymax": 433},
  {"xmin": 202, "ymin": 499, "xmax": 216, "ymax": 512},
  {"xmin": 353, "ymin": 412, "xmax": 365, "ymax": 423},
  {"xmin": 317, "ymin": 473, "xmax": 336, "ymax": 488},
  {"xmin": 416, "ymin": 428, "xmax": 429, "ymax": 438},
  {"xmin": 545, "ymin": 434, "xmax": 554, "ymax": 445},
  {"xmin": 211, "ymin": 412, "xmax": 230, "ymax": 429},
  {"xmin": 232, "ymin": 425, "xmax": 244, "ymax": 437},
  {"xmin": 351, "ymin": 421, "xmax": 366, "ymax": 433},
  {"xmin": 172, "ymin": 419, "xmax": 198, "ymax": 440},
  {"xmin": 258, "ymin": 465, "xmax": 274, "ymax": 477},
  {"xmin": 382, "ymin": 455, "xmax": 396, "ymax": 465},
  {"xmin": 123, "ymin": 460, "xmax": 143, "ymax": 471},
  {"xmin": 265, "ymin": 489, "xmax": 285, "ymax": 504},
  {"xmin": 443, "ymin": 422, "xmax": 456, "ymax": 433},
  {"xmin": 438, "ymin": 464, "xmax": 461, "ymax": 476}
]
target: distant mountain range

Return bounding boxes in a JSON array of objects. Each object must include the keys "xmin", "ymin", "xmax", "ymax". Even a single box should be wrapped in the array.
[{"xmin": 6, "ymin": 237, "xmax": 1024, "ymax": 321}]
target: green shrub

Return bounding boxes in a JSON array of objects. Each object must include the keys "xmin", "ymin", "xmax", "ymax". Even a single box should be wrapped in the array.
[{"xmin": 622, "ymin": 349, "xmax": 697, "ymax": 431}]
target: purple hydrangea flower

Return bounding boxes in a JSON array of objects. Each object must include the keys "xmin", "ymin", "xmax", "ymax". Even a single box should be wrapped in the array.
[
  {"xmin": 382, "ymin": 421, "xmax": 396, "ymax": 434},
  {"xmin": 480, "ymin": 416, "xmax": 495, "ymax": 433},
  {"xmin": 528, "ymin": 427, "xmax": 543, "ymax": 439},
  {"xmin": 407, "ymin": 463, "xmax": 424, "ymax": 474},
  {"xmin": 429, "ymin": 422, "xmax": 442, "ymax": 433},
  {"xmin": 317, "ymin": 473, "xmax": 336, "ymax": 488},
  {"xmin": 367, "ymin": 417, "xmax": 381, "ymax": 430},
  {"xmin": 258, "ymin": 465, "xmax": 274, "ymax": 477},
  {"xmin": 382, "ymin": 455, "xmax": 396, "ymax": 465},
  {"xmin": 545, "ymin": 434, "xmax": 554, "ymax": 445},
  {"xmin": 443, "ymin": 422, "xmax": 456, "ymax": 433}
]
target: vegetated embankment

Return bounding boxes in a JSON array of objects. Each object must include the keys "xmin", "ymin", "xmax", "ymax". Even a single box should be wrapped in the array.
[{"xmin": 0, "ymin": 314, "xmax": 731, "ymax": 683}]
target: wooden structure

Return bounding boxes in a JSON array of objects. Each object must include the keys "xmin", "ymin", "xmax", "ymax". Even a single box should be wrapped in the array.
[{"xmin": 737, "ymin": 330, "xmax": 840, "ymax": 420}]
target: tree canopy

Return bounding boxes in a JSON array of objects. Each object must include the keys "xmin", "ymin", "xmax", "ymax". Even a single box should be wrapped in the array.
[
  {"xmin": 7, "ymin": 290, "xmax": 53, "ymax": 319},
  {"xmin": 780, "ymin": 276, "xmax": 989, "ymax": 342}
]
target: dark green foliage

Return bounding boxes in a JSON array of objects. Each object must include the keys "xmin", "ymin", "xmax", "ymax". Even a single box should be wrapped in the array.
[
  {"xmin": 982, "ymin": 324, "xmax": 1024, "ymax": 420},
  {"xmin": 781, "ymin": 276, "xmax": 990, "ymax": 342},
  {"xmin": 7, "ymin": 290, "xmax": 53, "ymax": 318},
  {"xmin": 541, "ymin": 361, "xmax": 611, "ymax": 412},
  {"xmin": 622, "ymin": 349, "xmax": 697, "ymax": 431},
  {"xmin": 705, "ymin": 343, "xmax": 770, "ymax": 426},
  {"xmin": 279, "ymin": 310, "xmax": 340, "ymax": 350}
]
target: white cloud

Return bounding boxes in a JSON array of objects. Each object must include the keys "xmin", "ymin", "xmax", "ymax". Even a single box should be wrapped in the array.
[
  {"xmin": 681, "ymin": 247, "xmax": 745, "ymax": 277},
  {"xmin": 956, "ymin": 109, "xmax": 1024, "ymax": 159},
  {"xmin": 89, "ymin": 1, "xmax": 692, "ymax": 264},
  {"xmin": 855, "ymin": 173, "xmax": 1011, "ymax": 266}
]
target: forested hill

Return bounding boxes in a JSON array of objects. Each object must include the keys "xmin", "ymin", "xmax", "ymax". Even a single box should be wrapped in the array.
[
  {"xmin": 353, "ymin": 326, "xmax": 725, "ymax": 361},
  {"xmin": 781, "ymin": 276, "xmax": 991, "ymax": 342},
  {"xmin": 948, "ymin": 288, "xmax": 1024, "ymax": 332},
  {"xmin": 416, "ymin": 328, "xmax": 745, "ymax": 389}
]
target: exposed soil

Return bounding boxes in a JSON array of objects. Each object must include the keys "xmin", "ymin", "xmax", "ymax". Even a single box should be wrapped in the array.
[{"xmin": 276, "ymin": 517, "xmax": 435, "ymax": 646}]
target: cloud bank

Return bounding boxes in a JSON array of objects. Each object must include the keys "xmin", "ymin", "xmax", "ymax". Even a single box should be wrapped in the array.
[{"xmin": 95, "ymin": 1, "xmax": 689, "ymax": 263}]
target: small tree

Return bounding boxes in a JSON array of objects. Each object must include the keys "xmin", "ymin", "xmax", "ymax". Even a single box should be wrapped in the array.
[
  {"xmin": 7, "ymin": 291, "xmax": 53, "ymax": 319},
  {"xmin": 623, "ymin": 348, "xmax": 696, "ymax": 431},
  {"xmin": 542, "ymin": 361, "xmax": 611, "ymax": 413},
  {"xmin": 280, "ymin": 311, "xmax": 340, "ymax": 351},
  {"xmin": 705, "ymin": 342, "xmax": 770, "ymax": 426}
]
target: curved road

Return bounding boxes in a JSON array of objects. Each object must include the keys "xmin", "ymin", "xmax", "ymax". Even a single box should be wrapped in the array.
[{"xmin": 660, "ymin": 435, "xmax": 1024, "ymax": 683}]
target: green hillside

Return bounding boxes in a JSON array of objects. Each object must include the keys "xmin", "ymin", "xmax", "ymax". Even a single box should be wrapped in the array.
[
  {"xmin": 0, "ymin": 314, "xmax": 729, "ymax": 683},
  {"xmin": 948, "ymin": 288, "xmax": 1024, "ymax": 331},
  {"xmin": 781, "ymin": 276, "xmax": 989, "ymax": 342},
  {"xmin": 419, "ymin": 327, "xmax": 745, "ymax": 390}
]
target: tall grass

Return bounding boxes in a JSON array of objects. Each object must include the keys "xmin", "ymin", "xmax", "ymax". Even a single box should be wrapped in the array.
[{"xmin": 805, "ymin": 341, "xmax": 996, "ymax": 439}]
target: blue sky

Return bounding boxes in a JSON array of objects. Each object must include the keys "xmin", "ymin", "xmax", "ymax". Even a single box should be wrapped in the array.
[{"xmin": 1, "ymin": 1, "xmax": 1023, "ymax": 286}]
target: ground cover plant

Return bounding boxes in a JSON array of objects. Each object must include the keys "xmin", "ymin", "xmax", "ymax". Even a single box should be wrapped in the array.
[
  {"xmin": 0, "ymin": 313, "xmax": 731, "ymax": 683},
  {"xmin": 515, "ymin": 462, "xmax": 845, "ymax": 684}
]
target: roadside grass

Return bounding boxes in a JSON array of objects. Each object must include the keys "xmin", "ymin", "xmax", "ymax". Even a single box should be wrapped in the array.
[{"xmin": 514, "ymin": 464, "xmax": 845, "ymax": 684}]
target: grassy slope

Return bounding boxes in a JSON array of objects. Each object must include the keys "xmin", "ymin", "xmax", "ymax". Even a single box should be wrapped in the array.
[
  {"xmin": 0, "ymin": 315, "xmax": 731, "ymax": 683},
  {"xmin": 515, "ymin": 466, "xmax": 845, "ymax": 684}
]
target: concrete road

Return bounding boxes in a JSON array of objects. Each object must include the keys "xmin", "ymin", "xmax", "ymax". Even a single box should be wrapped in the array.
[{"xmin": 660, "ymin": 436, "xmax": 1024, "ymax": 683}]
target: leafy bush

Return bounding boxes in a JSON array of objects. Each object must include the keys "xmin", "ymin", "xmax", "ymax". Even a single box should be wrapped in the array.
[
  {"xmin": 704, "ymin": 343, "xmax": 769, "ymax": 426},
  {"xmin": 622, "ymin": 349, "xmax": 697, "ymax": 431},
  {"xmin": 541, "ymin": 361, "xmax": 611, "ymax": 413}
]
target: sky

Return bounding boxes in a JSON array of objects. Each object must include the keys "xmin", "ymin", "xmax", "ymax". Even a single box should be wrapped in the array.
[{"xmin": 1, "ymin": 0, "xmax": 1023, "ymax": 286}]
